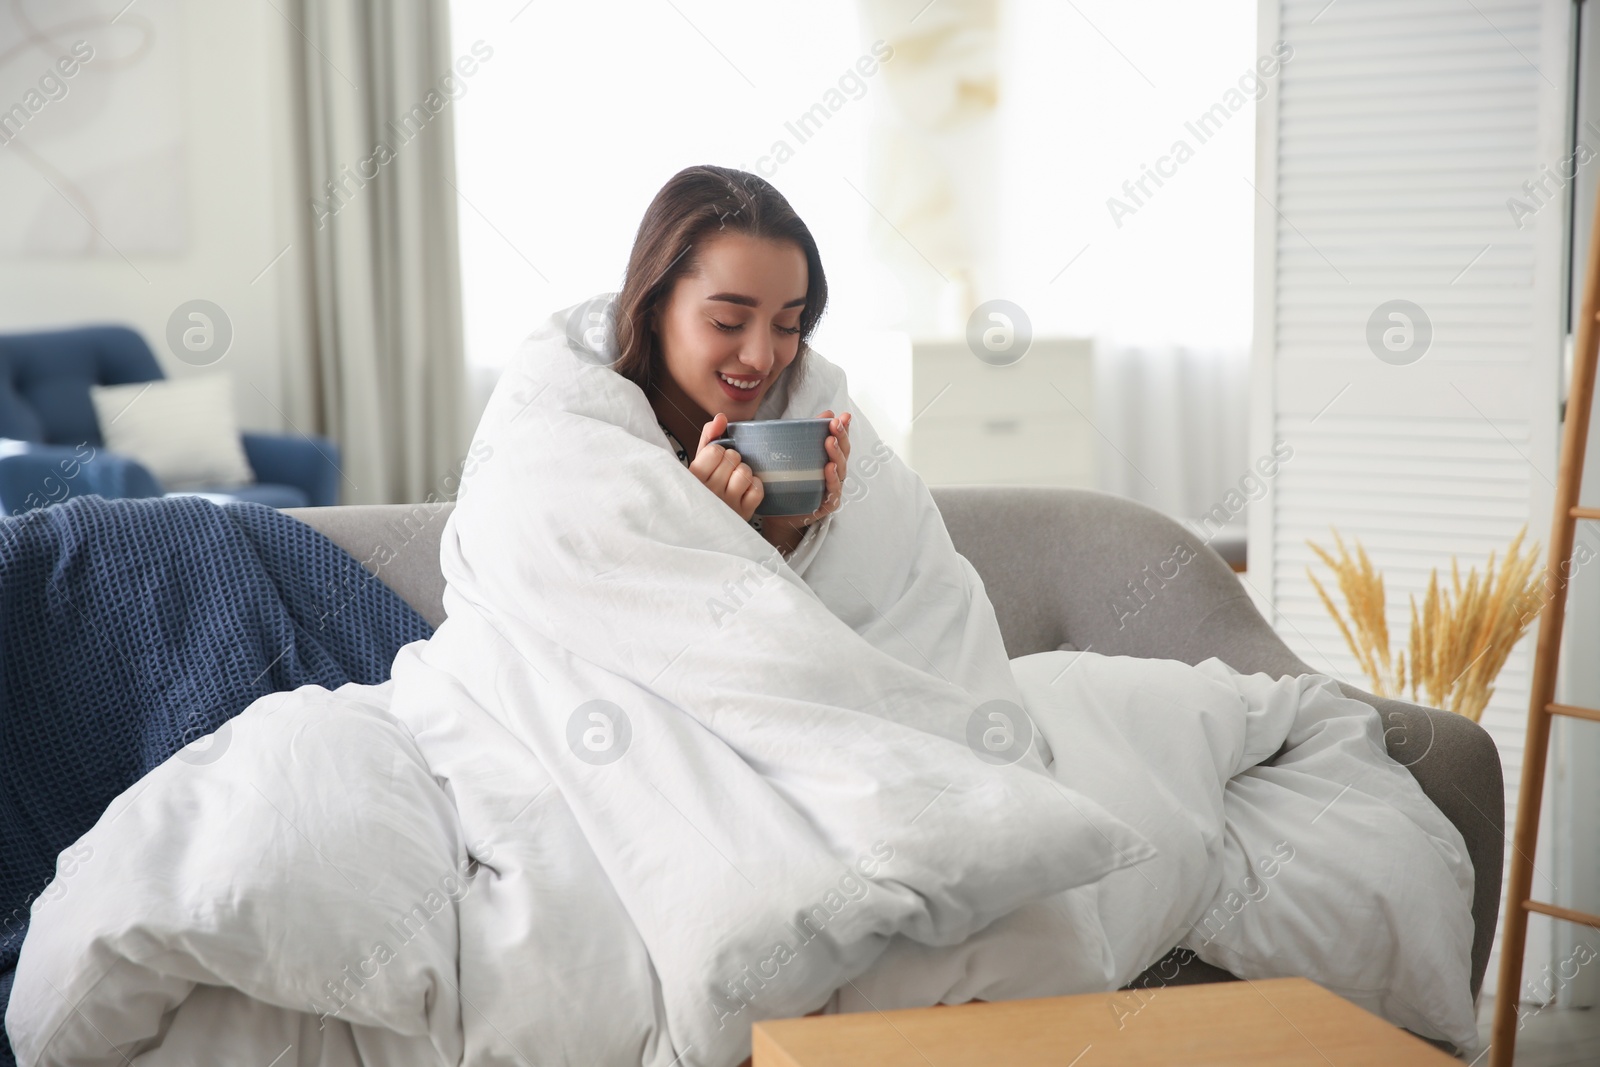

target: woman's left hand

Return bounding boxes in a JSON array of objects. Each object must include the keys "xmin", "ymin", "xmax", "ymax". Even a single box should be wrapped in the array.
[{"xmin": 800, "ymin": 409, "xmax": 851, "ymax": 526}]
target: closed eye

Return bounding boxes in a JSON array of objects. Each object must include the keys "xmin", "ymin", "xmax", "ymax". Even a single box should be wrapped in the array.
[{"xmin": 713, "ymin": 319, "xmax": 802, "ymax": 336}]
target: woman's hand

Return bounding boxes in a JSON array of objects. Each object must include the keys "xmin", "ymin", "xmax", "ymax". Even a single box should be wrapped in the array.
[
  {"xmin": 803, "ymin": 409, "xmax": 851, "ymax": 526},
  {"xmin": 690, "ymin": 413, "xmax": 764, "ymax": 521}
]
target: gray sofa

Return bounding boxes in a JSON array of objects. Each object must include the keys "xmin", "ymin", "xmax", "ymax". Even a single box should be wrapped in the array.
[{"xmin": 287, "ymin": 484, "xmax": 1503, "ymax": 1000}]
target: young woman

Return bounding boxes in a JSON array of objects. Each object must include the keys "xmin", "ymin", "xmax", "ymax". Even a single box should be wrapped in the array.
[{"xmin": 609, "ymin": 164, "xmax": 853, "ymax": 560}]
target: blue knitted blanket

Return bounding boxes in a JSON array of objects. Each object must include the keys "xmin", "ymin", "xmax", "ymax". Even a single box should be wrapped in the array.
[{"xmin": 0, "ymin": 496, "xmax": 433, "ymax": 1062}]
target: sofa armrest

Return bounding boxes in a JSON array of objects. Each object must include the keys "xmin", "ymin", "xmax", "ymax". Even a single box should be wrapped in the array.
[
  {"xmin": 241, "ymin": 432, "xmax": 341, "ymax": 507},
  {"xmin": 0, "ymin": 443, "xmax": 162, "ymax": 515}
]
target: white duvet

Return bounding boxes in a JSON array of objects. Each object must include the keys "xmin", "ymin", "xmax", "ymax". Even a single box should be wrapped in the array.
[{"xmin": 6, "ymin": 299, "xmax": 1478, "ymax": 1065}]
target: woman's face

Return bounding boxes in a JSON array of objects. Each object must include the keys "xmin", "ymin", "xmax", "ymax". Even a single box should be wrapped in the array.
[{"xmin": 654, "ymin": 232, "xmax": 808, "ymax": 424}]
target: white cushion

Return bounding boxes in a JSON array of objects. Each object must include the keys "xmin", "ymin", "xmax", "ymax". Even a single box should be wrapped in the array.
[{"xmin": 90, "ymin": 375, "xmax": 254, "ymax": 491}]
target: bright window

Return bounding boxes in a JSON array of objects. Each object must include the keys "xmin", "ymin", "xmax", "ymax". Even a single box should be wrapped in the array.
[{"xmin": 450, "ymin": 0, "xmax": 1257, "ymax": 417}]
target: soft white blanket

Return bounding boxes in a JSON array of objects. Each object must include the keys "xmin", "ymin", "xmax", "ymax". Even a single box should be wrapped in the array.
[{"xmin": 6, "ymin": 299, "xmax": 1478, "ymax": 1065}]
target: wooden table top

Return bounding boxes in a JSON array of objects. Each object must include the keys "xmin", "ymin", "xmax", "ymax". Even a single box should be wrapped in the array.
[{"xmin": 751, "ymin": 977, "xmax": 1459, "ymax": 1066}]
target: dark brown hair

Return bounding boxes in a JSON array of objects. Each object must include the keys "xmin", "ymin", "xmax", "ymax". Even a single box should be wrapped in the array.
[{"xmin": 613, "ymin": 165, "xmax": 828, "ymax": 393}]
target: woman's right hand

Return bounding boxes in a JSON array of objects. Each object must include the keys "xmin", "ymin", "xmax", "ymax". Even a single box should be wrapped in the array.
[{"xmin": 691, "ymin": 413, "xmax": 764, "ymax": 521}]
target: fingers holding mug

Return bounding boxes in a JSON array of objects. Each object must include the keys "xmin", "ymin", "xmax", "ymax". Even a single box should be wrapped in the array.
[
  {"xmin": 803, "ymin": 451, "xmax": 845, "ymax": 526},
  {"xmin": 817, "ymin": 409, "xmax": 852, "ymax": 464},
  {"xmin": 696, "ymin": 413, "xmax": 730, "ymax": 452},
  {"xmin": 734, "ymin": 465, "xmax": 764, "ymax": 520},
  {"xmin": 827, "ymin": 415, "xmax": 850, "ymax": 471}
]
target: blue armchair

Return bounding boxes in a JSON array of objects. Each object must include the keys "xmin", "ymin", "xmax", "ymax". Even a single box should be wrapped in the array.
[{"xmin": 0, "ymin": 326, "xmax": 339, "ymax": 514}]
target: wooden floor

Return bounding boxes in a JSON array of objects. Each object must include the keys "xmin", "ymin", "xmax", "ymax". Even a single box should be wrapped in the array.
[{"xmin": 1475, "ymin": 997, "xmax": 1600, "ymax": 1065}]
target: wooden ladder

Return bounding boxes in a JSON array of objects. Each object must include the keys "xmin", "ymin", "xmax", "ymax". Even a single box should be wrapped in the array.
[{"xmin": 1490, "ymin": 178, "xmax": 1600, "ymax": 1064}]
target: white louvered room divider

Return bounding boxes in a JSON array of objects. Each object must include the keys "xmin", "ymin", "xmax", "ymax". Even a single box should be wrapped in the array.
[{"xmin": 1248, "ymin": 0, "xmax": 1572, "ymax": 999}]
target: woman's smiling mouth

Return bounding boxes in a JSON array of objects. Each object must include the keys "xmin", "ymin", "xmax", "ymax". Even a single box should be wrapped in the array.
[{"xmin": 717, "ymin": 371, "xmax": 763, "ymax": 400}]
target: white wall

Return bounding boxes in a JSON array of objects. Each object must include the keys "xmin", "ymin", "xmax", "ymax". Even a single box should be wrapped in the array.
[{"xmin": 0, "ymin": 0, "xmax": 304, "ymax": 433}]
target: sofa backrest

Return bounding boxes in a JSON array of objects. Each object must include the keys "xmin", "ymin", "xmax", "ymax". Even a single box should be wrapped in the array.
[
  {"xmin": 0, "ymin": 326, "xmax": 164, "ymax": 446},
  {"xmin": 288, "ymin": 501, "xmax": 453, "ymax": 628},
  {"xmin": 286, "ymin": 486, "xmax": 1277, "ymax": 668}
]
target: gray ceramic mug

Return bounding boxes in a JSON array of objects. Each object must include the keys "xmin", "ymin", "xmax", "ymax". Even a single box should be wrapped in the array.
[{"xmin": 712, "ymin": 417, "xmax": 833, "ymax": 516}]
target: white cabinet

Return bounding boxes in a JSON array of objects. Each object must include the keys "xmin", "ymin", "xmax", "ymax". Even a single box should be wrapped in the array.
[{"xmin": 907, "ymin": 338, "xmax": 1095, "ymax": 487}]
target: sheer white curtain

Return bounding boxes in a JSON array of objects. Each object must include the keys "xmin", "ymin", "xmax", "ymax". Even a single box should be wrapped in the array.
[
  {"xmin": 999, "ymin": 0, "xmax": 1256, "ymax": 522},
  {"xmin": 1094, "ymin": 344, "xmax": 1250, "ymax": 525},
  {"xmin": 286, "ymin": 0, "xmax": 468, "ymax": 505}
]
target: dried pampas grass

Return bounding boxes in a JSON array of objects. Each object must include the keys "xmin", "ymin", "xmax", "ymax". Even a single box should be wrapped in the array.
[{"xmin": 1306, "ymin": 526, "xmax": 1547, "ymax": 722}]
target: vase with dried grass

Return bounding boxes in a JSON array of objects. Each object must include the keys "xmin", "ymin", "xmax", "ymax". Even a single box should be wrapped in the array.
[{"xmin": 1305, "ymin": 526, "xmax": 1548, "ymax": 722}]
